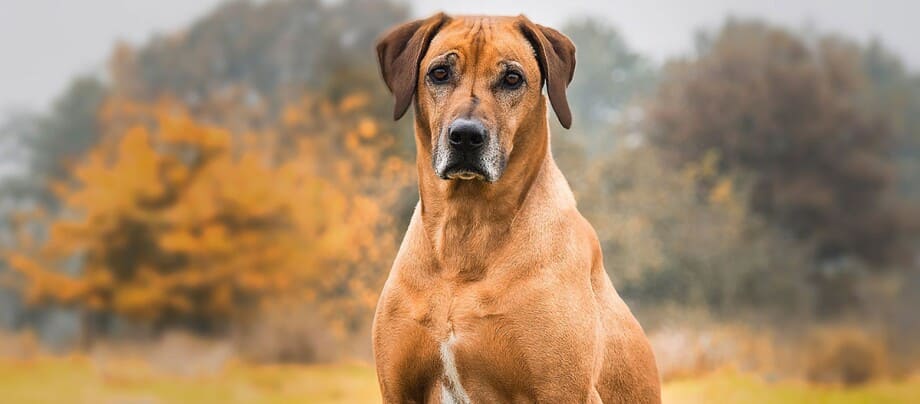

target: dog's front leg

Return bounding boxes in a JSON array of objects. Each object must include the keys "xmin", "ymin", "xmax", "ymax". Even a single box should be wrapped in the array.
[{"xmin": 373, "ymin": 297, "xmax": 443, "ymax": 403}]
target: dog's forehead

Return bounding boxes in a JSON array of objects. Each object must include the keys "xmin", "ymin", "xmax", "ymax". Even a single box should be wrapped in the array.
[{"xmin": 424, "ymin": 16, "xmax": 537, "ymax": 68}]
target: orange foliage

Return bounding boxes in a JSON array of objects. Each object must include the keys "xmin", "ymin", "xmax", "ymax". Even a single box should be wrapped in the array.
[{"xmin": 7, "ymin": 93, "xmax": 412, "ymax": 333}]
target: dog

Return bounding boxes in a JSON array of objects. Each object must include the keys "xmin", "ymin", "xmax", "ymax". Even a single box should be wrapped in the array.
[{"xmin": 373, "ymin": 13, "xmax": 661, "ymax": 403}]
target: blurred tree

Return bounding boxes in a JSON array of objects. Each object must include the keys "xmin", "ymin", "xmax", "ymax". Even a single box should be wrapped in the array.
[
  {"xmin": 6, "ymin": 93, "xmax": 410, "ymax": 340},
  {"xmin": 648, "ymin": 20, "xmax": 904, "ymax": 266},
  {"xmin": 106, "ymin": 0, "xmax": 417, "ymax": 173},
  {"xmin": 277, "ymin": 92, "xmax": 414, "ymax": 335},
  {"xmin": 118, "ymin": 0, "xmax": 406, "ymax": 115},
  {"xmin": 646, "ymin": 20, "xmax": 913, "ymax": 316},
  {"xmin": 860, "ymin": 41, "xmax": 920, "ymax": 229},
  {"xmin": 580, "ymin": 145, "xmax": 810, "ymax": 317}
]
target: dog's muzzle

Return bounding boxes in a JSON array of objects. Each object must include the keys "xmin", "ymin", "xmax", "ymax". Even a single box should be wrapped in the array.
[{"xmin": 434, "ymin": 118, "xmax": 505, "ymax": 182}]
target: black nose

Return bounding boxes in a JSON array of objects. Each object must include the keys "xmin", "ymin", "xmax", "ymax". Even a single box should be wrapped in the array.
[{"xmin": 448, "ymin": 119, "xmax": 487, "ymax": 151}]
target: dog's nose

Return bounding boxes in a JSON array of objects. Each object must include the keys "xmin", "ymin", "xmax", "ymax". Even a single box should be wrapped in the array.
[{"xmin": 448, "ymin": 119, "xmax": 487, "ymax": 151}]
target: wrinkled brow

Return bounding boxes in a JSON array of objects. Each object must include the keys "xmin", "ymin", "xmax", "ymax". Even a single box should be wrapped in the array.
[
  {"xmin": 499, "ymin": 60, "xmax": 524, "ymax": 71},
  {"xmin": 426, "ymin": 51, "xmax": 459, "ymax": 69}
]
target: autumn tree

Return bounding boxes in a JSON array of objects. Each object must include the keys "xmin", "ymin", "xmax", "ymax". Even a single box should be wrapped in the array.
[
  {"xmin": 7, "ymin": 93, "xmax": 410, "ymax": 341},
  {"xmin": 276, "ymin": 92, "xmax": 414, "ymax": 335}
]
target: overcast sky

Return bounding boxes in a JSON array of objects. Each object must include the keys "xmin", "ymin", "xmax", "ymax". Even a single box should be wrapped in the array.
[{"xmin": 2, "ymin": 0, "xmax": 919, "ymax": 112}]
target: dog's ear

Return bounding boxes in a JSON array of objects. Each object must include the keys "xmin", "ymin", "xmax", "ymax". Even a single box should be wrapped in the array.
[
  {"xmin": 376, "ymin": 13, "xmax": 450, "ymax": 121},
  {"xmin": 518, "ymin": 16, "xmax": 576, "ymax": 129}
]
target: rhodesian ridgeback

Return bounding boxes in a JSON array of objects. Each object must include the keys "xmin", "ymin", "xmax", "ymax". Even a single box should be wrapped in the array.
[{"xmin": 373, "ymin": 13, "xmax": 661, "ymax": 403}]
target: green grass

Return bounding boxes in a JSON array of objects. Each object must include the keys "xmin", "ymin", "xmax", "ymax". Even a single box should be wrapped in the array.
[{"xmin": 0, "ymin": 358, "xmax": 916, "ymax": 403}]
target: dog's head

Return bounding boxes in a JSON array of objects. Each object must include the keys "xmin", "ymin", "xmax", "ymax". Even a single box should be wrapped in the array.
[{"xmin": 376, "ymin": 14, "xmax": 575, "ymax": 183}]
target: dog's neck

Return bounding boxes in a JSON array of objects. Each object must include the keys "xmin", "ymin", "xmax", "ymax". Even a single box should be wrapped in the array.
[{"xmin": 413, "ymin": 100, "xmax": 572, "ymax": 276}]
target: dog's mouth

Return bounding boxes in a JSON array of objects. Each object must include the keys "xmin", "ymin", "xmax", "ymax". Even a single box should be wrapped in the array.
[
  {"xmin": 441, "ymin": 164, "xmax": 488, "ymax": 181},
  {"xmin": 446, "ymin": 170, "xmax": 486, "ymax": 181}
]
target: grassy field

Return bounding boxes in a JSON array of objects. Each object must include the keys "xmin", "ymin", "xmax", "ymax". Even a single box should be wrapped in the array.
[{"xmin": 0, "ymin": 358, "xmax": 917, "ymax": 403}]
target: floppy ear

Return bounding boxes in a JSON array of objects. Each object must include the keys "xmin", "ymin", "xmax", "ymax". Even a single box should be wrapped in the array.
[
  {"xmin": 518, "ymin": 17, "xmax": 576, "ymax": 129},
  {"xmin": 376, "ymin": 13, "xmax": 449, "ymax": 121}
]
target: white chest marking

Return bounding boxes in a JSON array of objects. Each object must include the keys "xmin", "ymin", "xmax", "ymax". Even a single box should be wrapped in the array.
[{"xmin": 439, "ymin": 331, "xmax": 471, "ymax": 404}]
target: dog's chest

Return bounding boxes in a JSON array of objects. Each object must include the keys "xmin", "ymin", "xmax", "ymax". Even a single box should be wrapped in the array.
[{"xmin": 414, "ymin": 283, "xmax": 531, "ymax": 400}]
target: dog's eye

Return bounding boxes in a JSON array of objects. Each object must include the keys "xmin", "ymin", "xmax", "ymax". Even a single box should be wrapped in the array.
[
  {"xmin": 502, "ymin": 72, "xmax": 523, "ymax": 89},
  {"xmin": 428, "ymin": 67, "xmax": 450, "ymax": 84}
]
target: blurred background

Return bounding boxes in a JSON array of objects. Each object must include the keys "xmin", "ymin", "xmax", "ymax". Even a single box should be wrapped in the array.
[{"xmin": 1, "ymin": 0, "xmax": 918, "ymax": 402}]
